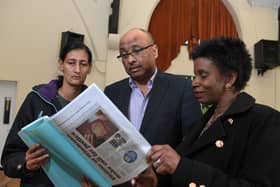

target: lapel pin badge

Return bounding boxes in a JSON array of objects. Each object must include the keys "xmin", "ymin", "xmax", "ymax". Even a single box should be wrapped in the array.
[
  {"xmin": 227, "ymin": 118, "xmax": 234, "ymax": 125},
  {"xmin": 215, "ymin": 140, "xmax": 224, "ymax": 148}
]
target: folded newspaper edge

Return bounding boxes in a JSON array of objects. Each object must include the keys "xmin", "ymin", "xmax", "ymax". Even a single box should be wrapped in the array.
[
  {"xmin": 18, "ymin": 83, "xmax": 151, "ymax": 187},
  {"xmin": 18, "ymin": 116, "xmax": 111, "ymax": 187}
]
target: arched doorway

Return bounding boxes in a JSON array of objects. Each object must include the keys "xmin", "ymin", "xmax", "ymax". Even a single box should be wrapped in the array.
[{"xmin": 148, "ymin": 0, "xmax": 239, "ymax": 71}]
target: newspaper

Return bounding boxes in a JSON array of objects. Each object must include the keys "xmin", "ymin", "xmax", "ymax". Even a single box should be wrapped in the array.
[
  {"xmin": 18, "ymin": 83, "xmax": 151, "ymax": 187},
  {"xmin": 50, "ymin": 83, "xmax": 151, "ymax": 185}
]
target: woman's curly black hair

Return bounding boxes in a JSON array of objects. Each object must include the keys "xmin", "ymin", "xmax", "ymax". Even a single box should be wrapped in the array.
[{"xmin": 192, "ymin": 37, "xmax": 252, "ymax": 91}]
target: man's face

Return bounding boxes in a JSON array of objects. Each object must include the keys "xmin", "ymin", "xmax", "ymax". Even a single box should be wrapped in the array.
[{"xmin": 118, "ymin": 30, "xmax": 158, "ymax": 83}]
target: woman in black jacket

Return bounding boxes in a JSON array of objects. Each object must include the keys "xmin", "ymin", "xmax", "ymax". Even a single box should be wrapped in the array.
[
  {"xmin": 146, "ymin": 37, "xmax": 280, "ymax": 187},
  {"xmin": 1, "ymin": 41, "xmax": 92, "ymax": 187}
]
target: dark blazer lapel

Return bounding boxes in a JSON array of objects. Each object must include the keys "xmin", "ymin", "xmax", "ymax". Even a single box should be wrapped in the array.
[
  {"xmin": 182, "ymin": 120, "xmax": 207, "ymax": 148},
  {"xmin": 185, "ymin": 120, "xmax": 227, "ymax": 155},
  {"xmin": 119, "ymin": 81, "xmax": 131, "ymax": 118},
  {"xmin": 182, "ymin": 108, "xmax": 214, "ymax": 152},
  {"xmin": 177, "ymin": 114, "xmax": 209, "ymax": 154},
  {"xmin": 140, "ymin": 72, "xmax": 168, "ymax": 133}
]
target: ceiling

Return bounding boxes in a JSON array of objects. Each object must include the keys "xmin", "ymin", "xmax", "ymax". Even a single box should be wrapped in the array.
[{"xmin": 247, "ymin": 0, "xmax": 280, "ymax": 9}]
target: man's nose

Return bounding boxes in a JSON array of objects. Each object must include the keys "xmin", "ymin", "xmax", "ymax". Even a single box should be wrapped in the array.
[{"xmin": 127, "ymin": 54, "xmax": 136, "ymax": 63}]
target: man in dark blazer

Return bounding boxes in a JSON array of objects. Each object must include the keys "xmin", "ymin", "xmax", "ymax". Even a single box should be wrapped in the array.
[{"xmin": 104, "ymin": 28, "xmax": 202, "ymax": 187}]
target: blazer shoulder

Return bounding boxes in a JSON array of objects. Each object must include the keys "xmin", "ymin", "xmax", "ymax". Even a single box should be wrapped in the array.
[
  {"xmin": 105, "ymin": 78, "xmax": 129, "ymax": 91},
  {"xmin": 159, "ymin": 72, "xmax": 190, "ymax": 82}
]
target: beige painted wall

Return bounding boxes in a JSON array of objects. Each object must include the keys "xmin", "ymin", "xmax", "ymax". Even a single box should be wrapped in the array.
[
  {"xmin": 0, "ymin": 0, "xmax": 279, "ymax": 113},
  {"xmin": 0, "ymin": 0, "xmax": 112, "ymax": 111},
  {"xmin": 225, "ymin": 0, "xmax": 280, "ymax": 110}
]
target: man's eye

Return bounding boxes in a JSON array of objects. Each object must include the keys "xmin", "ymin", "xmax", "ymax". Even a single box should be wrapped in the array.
[
  {"xmin": 132, "ymin": 48, "xmax": 142, "ymax": 54},
  {"xmin": 121, "ymin": 53, "xmax": 129, "ymax": 58}
]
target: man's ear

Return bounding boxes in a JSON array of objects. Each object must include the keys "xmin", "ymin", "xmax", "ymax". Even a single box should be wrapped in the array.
[{"xmin": 152, "ymin": 44, "xmax": 159, "ymax": 59}]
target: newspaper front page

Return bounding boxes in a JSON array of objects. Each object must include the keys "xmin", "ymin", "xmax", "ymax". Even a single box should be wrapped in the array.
[{"xmin": 50, "ymin": 83, "xmax": 151, "ymax": 185}]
